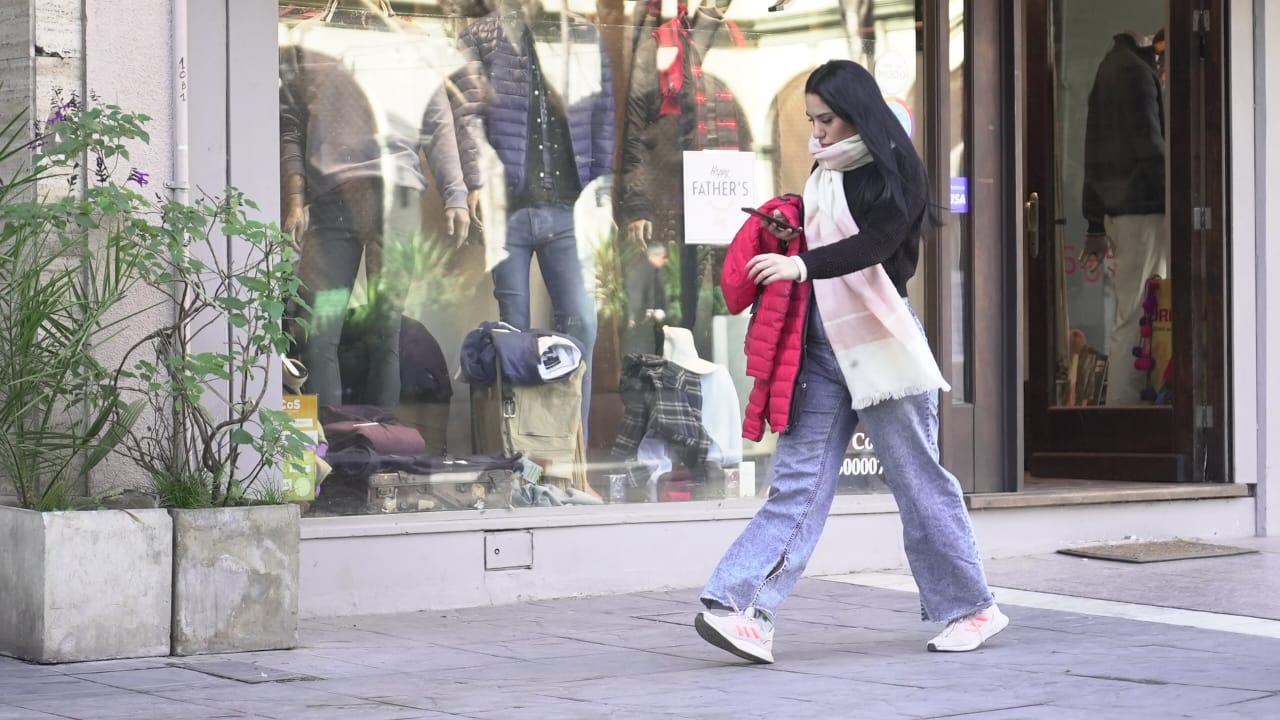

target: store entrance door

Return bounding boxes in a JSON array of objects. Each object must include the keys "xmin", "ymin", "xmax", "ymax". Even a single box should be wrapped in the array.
[{"xmin": 1022, "ymin": 0, "xmax": 1228, "ymax": 482}]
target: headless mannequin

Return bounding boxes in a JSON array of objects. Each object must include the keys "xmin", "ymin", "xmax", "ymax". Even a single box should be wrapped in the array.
[
  {"xmin": 281, "ymin": 1, "xmax": 473, "ymax": 409},
  {"xmin": 452, "ymin": 0, "xmax": 615, "ymax": 437},
  {"xmin": 624, "ymin": 0, "xmax": 731, "ymax": 247},
  {"xmin": 620, "ymin": 0, "xmax": 748, "ymax": 334},
  {"xmin": 1080, "ymin": 28, "xmax": 1168, "ymax": 405},
  {"xmin": 282, "ymin": 0, "xmax": 469, "ymax": 245}
]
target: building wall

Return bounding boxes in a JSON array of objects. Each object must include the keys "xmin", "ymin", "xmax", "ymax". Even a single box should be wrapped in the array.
[
  {"xmin": 81, "ymin": 0, "xmax": 176, "ymax": 496},
  {"xmin": 1254, "ymin": 0, "xmax": 1280, "ymax": 535},
  {"xmin": 0, "ymin": 3, "xmax": 33, "ymax": 161},
  {"xmin": 1224, "ymin": 0, "xmax": 1280, "ymax": 536},
  {"xmin": 71, "ymin": 0, "xmax": 278, "ymax": 497},
  {"xmin": 1229, "ymin": 0, "xmax": 1258, "ymax": 511}
]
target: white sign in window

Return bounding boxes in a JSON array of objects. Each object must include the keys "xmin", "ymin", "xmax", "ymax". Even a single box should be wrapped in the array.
[{"xmin": 682, "ymin": 150, "xmax": 757, "ymax": 246}]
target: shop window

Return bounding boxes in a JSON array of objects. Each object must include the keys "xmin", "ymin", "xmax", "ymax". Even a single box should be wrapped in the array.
[{"xmin": 276, "ymin": 0, "xmax": 960, "ymax": 516}]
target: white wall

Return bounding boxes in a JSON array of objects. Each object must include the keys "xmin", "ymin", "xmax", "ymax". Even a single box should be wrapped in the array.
[
  {"xmin": 297, "ymin": 496, "xmax": 1256, "ymax": 617},
  {"xmin": 1255, "ymin": 0, "xmax": 1280, "ymax": 535},
  {"xmin": 1230, "ymin": 0, "xmax": 1258, "ymax": 501},
  {"xmin": 84, "ymin": 0, "xmax": 177, "ymax": 496},
  {"xmin": 79, "ymin": 0, "xmax": 283, "ymax": 497}
]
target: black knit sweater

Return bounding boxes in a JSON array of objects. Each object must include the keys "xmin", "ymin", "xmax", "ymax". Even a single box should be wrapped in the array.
[{"xmin": 796, "ymin": 149, "xmax": 926, "ymax": 297}]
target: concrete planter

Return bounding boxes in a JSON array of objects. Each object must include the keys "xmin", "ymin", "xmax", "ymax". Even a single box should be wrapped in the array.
[
  {"xmin": 0, "ymin": 504, "xmax": 173, "ymax": 663},
  {"xmin": 170, "ymin": 504, "xmax": 300, "ymax": 656}
]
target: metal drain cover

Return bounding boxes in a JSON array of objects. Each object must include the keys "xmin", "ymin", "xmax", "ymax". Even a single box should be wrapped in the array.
[{"xmin": 1058, "ymin": 539, "xmax": 1258, "ymax": 564}]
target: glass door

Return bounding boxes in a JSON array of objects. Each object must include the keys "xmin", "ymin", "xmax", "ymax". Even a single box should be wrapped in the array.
[{"xmin": 1022, "ymin": 0, "xmax": 1227, "ymax": 482}]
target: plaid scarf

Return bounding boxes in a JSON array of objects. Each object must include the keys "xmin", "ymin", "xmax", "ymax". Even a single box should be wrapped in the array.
[
  {"xmin": 612, "ymin": 354, "xmax": 710, "ymax": 472},
  {"xmin": 652, "ymin": 9, "xmax": 745, "ymax": 149},
  {"xmin": 804, "ymin": 135, "xmax": 950, "ymax": 409}
]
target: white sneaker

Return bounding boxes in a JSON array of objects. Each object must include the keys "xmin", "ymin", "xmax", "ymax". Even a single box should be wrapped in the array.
[
  {"xmin": 927, "ymin": 604, "xmax": 1009, "ymax": 652},
  {"xmin": 695, "ymin": 608, "xmax": 775, "ymax": 664}
]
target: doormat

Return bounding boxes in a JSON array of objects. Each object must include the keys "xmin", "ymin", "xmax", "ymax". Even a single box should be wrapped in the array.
[{"xmin": 1057, "ymin": 539, "xmax": 1259, "ymax": 564}]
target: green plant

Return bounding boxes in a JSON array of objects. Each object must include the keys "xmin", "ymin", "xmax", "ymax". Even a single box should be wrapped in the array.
[
  {"xmin": 149, "ymin": 469, "xmax": 214, "ymax": 510},
  {"xmin": 114, "ymin": 185, "xmax": 311, "ymax": 507},
  {"xmin": 0, "ymin": 91, "xmax": 151, "ymax": 510},
  {"xmin": 593, "ymin": 235, "xmax": 633, "ymax": 323},
  {"xmin": 0, "ymin": 91, "xmax": 309, "ymax": 512},
  {"xmin": 380, "ymin": 231, "xmax": 475, "ymax": 310}
]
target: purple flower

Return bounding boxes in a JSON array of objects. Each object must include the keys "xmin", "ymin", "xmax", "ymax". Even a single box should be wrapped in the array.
[
  {"xmin": 127, "ymin": 168, "xmax": 150, "ymax": 187},
  {"xmin": 46, "ymin": 110, "xmax": 65, "ymax": 126}
]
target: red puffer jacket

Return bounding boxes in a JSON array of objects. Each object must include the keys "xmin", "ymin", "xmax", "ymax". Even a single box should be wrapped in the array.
[{"xmin": 721, "ymin": 195, "xmax": 809, "ymax": 441}]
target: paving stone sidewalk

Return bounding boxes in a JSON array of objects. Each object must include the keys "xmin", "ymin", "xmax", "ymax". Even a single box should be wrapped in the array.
[{"xmin": 2, "ymin": 577, "xmax": 1279, "ymax": 720}]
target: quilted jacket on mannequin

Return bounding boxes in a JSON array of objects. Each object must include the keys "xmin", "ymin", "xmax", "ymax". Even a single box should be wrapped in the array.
[{"xmin": 451, "ymin": 9, "xmax": 615, "ymax": 195}]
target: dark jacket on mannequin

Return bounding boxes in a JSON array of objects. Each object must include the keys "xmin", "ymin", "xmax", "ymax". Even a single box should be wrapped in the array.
[
  {"xmin": 451, "ymin": 9, "xmax": 616, "ymax": 196},
  {"xmin": 1083, "ymin": 32, "xmax": 1166, "ymax": 234},
  {"xmin": 620, "ymin": 7, "xmax": 751, "ymax": 224},
  {"xmin": 279, "ymin": 44, "xmax": 470, "ymax": 209}
]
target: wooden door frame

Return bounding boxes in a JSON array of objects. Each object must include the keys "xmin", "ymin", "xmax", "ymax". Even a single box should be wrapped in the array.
[
  {"xmin": 1021, "ymin": 0, "xmax": 1229, "ymax": 482},
  {"xmin": 973, "ymin": 0, "xmax": 1022, "ymax": 492},
  {"xmin": 922, "ymin": 0, "xmax": 1019, "ymax": 494},
  {"xmin": 922, "ymin": 0, "xmax": 969, "ymax": 490},
  {"xmin": 1169, "ymin": 0, "xmax": 1229, "ymax": 482}
]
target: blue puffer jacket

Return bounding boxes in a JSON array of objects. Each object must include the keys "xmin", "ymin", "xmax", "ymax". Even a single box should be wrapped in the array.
[{"xmin": 453, "ymin": 11, "xmax": 615, "ymax": 194}]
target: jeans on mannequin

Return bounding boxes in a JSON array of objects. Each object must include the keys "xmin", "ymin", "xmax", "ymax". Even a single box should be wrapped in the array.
[
  {"xmin": 297, "ymin": 178, "xmax": 406, "ymax": 410},
  {"xmin": 491, "ymin": 203, "xmax": 597, "ymax": 434}
]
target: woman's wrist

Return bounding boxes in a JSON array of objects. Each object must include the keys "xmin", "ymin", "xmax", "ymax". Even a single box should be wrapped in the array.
[{"xmin": 791, "ymin": 255, "xmax": 808, "ymax": 283}]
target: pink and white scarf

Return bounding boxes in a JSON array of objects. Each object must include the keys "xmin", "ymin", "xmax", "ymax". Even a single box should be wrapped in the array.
[{"xmin": 803, "ymin": 135, "xmax": 950, "ymax": 409}]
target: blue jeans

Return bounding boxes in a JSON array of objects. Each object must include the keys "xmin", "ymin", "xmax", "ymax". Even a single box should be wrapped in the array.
[
  {"xmin": 493, "ymin": 204, "xmax": 598, "ymax": 425},
  {"xmin": 298, "ymin": 180, "xmax": 404, "ymax": 409},
  {"xmin": 702, "ymin": 301, "xmax": 993, "ymax": 624}
]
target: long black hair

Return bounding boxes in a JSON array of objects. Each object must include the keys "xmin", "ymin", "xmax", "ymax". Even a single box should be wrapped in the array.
[{"xmin": 804, "ymin": 60, "xmax": 941, "ymax": 228}]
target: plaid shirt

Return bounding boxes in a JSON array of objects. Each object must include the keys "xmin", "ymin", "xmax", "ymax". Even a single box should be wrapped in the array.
[{"xmin": 612, "ymin": 354, "xmax": 710, "ymax": 474}]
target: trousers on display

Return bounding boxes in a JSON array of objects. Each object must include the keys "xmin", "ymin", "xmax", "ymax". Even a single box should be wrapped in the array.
[
  {"xmin": 297, "ymin": 179, "xmax": 419, "ymax": 410},
  {"xmin": 491, "ymin": 203, "xmax": 598, "ymax": 429},
  {"xmin": 1103, "ymin": 213, "xmax": 1170, "ymax": 406}
]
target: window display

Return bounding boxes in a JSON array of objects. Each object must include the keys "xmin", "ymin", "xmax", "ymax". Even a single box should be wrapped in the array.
[{"xmin": 276, "ymin": 0, "xmax": 954, "ymax": 517}]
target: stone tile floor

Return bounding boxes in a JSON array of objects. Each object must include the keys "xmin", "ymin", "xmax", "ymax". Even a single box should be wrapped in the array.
[{"xmin": 4, "ymin": 544, "xmax": 1280, "ymax": 719}]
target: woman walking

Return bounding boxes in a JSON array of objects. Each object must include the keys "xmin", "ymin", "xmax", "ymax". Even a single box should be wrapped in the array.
[{"xmin": 695, "ymin": 60, "xmax": 1007, "ymax": 663}]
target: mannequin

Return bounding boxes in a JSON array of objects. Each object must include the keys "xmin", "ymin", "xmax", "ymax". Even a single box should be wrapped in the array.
[
  {"xmin": 620, "ymin": 0, "xmax": 751, "ymax": 331},
  {"xmin": 1080, "ymin": 28, "xmax": 1168, "ymax": 406},
  {"xmin": 280, "ymin": 3, "xmax": 472, "ymax": 410},
  {"xmin": 632, "ymin": 326, "xmax": 742, "ymax": 500},
  {"xmin": 451, "ymin": 0, "xmax": 616, "ymax": 428}
]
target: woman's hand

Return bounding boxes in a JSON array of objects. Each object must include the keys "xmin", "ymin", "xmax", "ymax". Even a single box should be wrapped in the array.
[
  {"xmin": 747, "ymin": 253, "xmax": 800, "ymax": 286},
  {"xmin": 766, "ymin": 210, "xmax": 800, "ymax": 243}
]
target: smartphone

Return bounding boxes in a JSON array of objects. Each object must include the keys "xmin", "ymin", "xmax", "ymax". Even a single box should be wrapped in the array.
[{"xmin": 741, "ymin": 207, "xmax": 799, "ymax": 234}]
